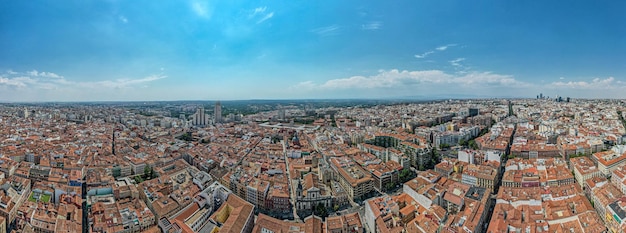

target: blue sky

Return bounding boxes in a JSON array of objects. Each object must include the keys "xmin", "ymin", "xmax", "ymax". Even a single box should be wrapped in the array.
[{"xmin": 0, "ymin": 0, "xmax": 625, "ymax": 101}]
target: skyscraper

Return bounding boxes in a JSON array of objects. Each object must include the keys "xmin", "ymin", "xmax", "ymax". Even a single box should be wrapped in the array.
[{"xmin": 214, "ymin": 101, "xmax": 222, "ymax": 123}]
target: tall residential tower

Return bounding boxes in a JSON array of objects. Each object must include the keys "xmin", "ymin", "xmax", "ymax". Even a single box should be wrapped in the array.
[
  {"xmin": 192, "ymin": 107, "xmax": 209, "ymax": 126},
  {"xmin": 214, "ymin": 101, "xmax": 222, "ymax": 123}
]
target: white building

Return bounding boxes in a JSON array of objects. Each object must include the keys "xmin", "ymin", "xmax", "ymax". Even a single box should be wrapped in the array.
[
  {"xmin": 571, "ymin": 157, "xmax": 603, "ymax": 188},
  {"xmin": 191, "ymin": 107, "xmax": 210, "ymax": 126},
  {"xmin": 593, "ymin": 145, "xmax": 626, "ymax": 176}
]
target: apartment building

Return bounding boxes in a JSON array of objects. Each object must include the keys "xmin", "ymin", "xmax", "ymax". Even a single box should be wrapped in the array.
[
  {"xmin": 570, "ymin": 157, "xmax": 603, "ymax": 189},
  {"xmin": 329, "ymin": 158, "xmax": 374, "ymax": 201},
  {"xmin": 592, "ymin": 145, "xmax": 626, "ymax": 176}
]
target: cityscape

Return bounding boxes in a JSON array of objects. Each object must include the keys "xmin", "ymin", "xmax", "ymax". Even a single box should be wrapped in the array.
[
  {"xmin": 1, "ymin": 1, "xmax": 626, "ymax": 233},
  {"xmin": 0, "ymin": 98, "xmax": 625, "ymax": 233}
]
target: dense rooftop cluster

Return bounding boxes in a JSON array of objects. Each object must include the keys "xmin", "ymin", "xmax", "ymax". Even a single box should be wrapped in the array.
[{"xmin": 0, "ymin": 98, "xmax": 625, "ymax": 232}]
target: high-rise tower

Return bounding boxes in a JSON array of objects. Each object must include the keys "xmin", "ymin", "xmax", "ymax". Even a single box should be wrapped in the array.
[
  {"xmin": 192, "ymin": 107, "xmax": 208, "ymax": 126},
  {"xmin": 214, "ymin": 101, "xmax": 222, "ymax": 123}
]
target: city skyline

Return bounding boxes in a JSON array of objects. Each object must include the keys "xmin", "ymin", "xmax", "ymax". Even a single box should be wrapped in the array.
[{"xmin": 1, "ymin": 1, "xmax": 625, "ymax": 101}]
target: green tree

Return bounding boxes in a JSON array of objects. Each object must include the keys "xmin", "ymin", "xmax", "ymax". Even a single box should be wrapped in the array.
[
  {"xmin": 177, "ymin": 132, "xmax": 193, "ymax": 141},
  {"xmin": 422, "ymin": 149, "xmax": 440, "ymax": 170},
  {"xmin": 469, "ymin": 140, "xmax": 479, "ymax": 150},
  {"xmin": 459, "ymin": 139, "xmax": 468, "ymax": 147},
  {"xmin": 385, "ymin": 182, "xmax": 395, "ymax": 191},
  {"xmin": 333, "ymin": 204, "xmax": 340, "ymax": 212},
  {"xmin": 144, "ymin": 165, "xmax": 151, "ymax": 178},
  {"xmin": 399, "ymin": 168, "xmax": 412, "ymax": 182},
  {"xmin": 479, "ymin": 127, "xmax": 490, "ymax": 137},
  {"xmin": 314, "ymin": 203, "xmax": 328, "ymax": 219},
  {"xmin": 144, "ymin": 165, "xmax": 155, "ymax": 179},
  {"xmin": 573, "ymin": 152, "xmax": 585, "ymax": 158}
]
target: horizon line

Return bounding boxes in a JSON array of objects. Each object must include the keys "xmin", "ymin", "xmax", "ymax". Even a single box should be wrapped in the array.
[{"xmin": 0, "ymin": 96, "xmax": 615, "ymax": 104}]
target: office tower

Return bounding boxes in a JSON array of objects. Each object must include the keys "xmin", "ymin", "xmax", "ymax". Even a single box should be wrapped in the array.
[{"xmin": 214, "ymin": 101, "xmax": 222, "ymax": 123}]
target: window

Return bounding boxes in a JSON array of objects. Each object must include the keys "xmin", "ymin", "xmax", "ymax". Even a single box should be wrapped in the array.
[{"xmin": 261, "ymin": 228, "xmax": 275, "ymax": 233}]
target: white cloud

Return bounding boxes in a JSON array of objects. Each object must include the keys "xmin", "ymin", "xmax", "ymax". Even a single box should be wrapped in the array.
[
  {"xmin": 24, "ymin": 70, "xmax": 62, "ymax": 78},
  {"xmin": 83, "ymin": 75, "xmax": 166, "ymax": 89},
  {"xmin": 415, "ymin": 44, "xmax": 458, "ymax": 59},
  {"xmin": 455, "ymin": 72, "xmax": 524, "ymax": 86},
  {"xmin": 304, "ymin": 73, "xmax": 626, "ymax": 99},
  {"xmin": 292, "ymin": 70, "xmax": 626, "ymax": 99},
  {"xmin": 293, "ymin": 80, "xmax": 316, "ymax": 89},
  {"xmin": 0, "ymin": 76, "xmax": 27, "ymax": 88},
  {"xmin": 256, "ymin": 12, "xmax": 274, "ymax": 24},
  {"xmin": 361, "ymin": 21, "xmax": 382, "ymax": 30},
  {"xmin": 0, "ymin": 70, "xmax": 166, "ymax": 91},
  {"xmin": 311, "ymin": 25, "xmax": 341, "ymax": 36},
  {"xmin": 450, "ymin": 58, "xmax": 465, "ymax": 67},
  {"xmin": 551, "ymin": 77, "xmax": 624, "ymax": 89},
  {"xmin": 247, "ymin": 6, "xmax": 274, "ymax": 24},
  {"xmin": 544, "ymin": 77, "xmax": 626, "ymax": 99},
  {"xmin": 294, "ymin": 69, "xmax": 528, "ymax": 91},
  {"xmin": 436, "ymin": 44, "xmax": 457, "ymax": 51},
  {"xmin": 0, "ymin": 75, "xmax": 56, "ymax": 89},
  {"xmin": 191, "ymin": 0, "xmax": 212, "ymax": 19},
  {"xmin": 27, "ymin": 70, "xmax": 38, "ymax": 76},
  {"xmin": 250, "ymin": 6, "xmax": 267, "ymax": 17},
  {"xmin": 414, "ymin": 51, "xmax": 434, "ymax": 59},
  {"xmin": 41, "ymin": 72, "xmax": 61, "ymax": 78}
]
